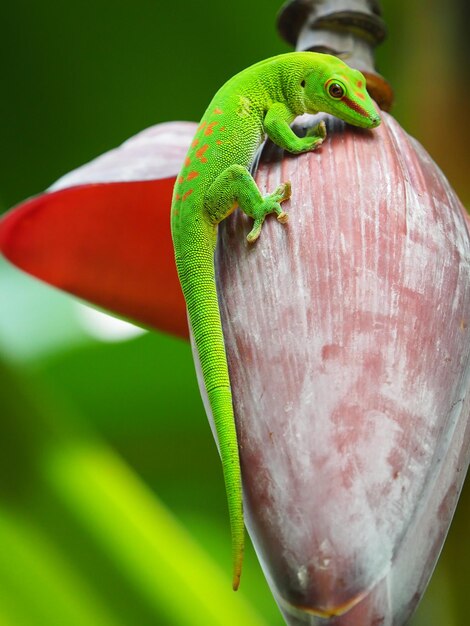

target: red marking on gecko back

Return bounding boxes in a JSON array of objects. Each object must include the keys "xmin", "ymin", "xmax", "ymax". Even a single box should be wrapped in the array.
[
  {"xmin": 357, "ymin": 80, "xmax": 363, "ymax": 88},
  {"xmin": 182, "ymin": 189, "xmax": 194, "ymax": 201},
  {"xmin": 191, "ymin": 138, "xmax": 200, "ymax": 147},
  {"xmin": 355, "ymin": 91, "xmax": 366, "ymax": 101},
  {"xmin": 216, "ymin": 140, "xmax": 223, "ymax": 145},
  {"xmin": 184, "ymin": 157, "xmax": 191, "ymax": 167},
  {"xmin": 219, "ymin": 126, "xmax": 226, "ymax": 131},
  {"xmin": 204, "ymin": 122, "xmax": 218, "ymax": 136},
  {"xmin": 213, "ymin": 107, "xmax": 223, "ymax": 114},
  {"xmin": 177, "ymin": 176, "xmax": 184, "ymax": 184},
  {"xmin": 198, "ymin": 121, "xmax": 207, "ymax": 131},
  {"xmin": 196, "ymin": 144, "xmax": 209, "ymax": 163},
  {"xmin": 186, "ymin": 170, "xmax": 199, "ymax": 181}
]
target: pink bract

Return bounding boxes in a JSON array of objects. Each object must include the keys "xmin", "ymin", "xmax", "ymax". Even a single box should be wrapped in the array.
[{"xmin": 196, "ymin": 112, "xmax": 470, "ymax": 625}]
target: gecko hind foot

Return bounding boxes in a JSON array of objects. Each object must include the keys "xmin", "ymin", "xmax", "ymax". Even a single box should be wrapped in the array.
[
  {"xmin": 246, "ymin": 180, "xmax": 291, "ymax": 243},
  {"xmin": 272, "ymin": 181, "xmax": 292, "ymax": 203}
]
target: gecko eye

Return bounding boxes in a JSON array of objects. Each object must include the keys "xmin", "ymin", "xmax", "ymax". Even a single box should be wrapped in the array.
[{"xmin": 327, "ymin": 81, "xmax": 345, "ymax": 99}]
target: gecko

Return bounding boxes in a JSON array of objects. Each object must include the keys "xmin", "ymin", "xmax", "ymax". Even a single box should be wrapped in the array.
[{"xmin": 170, "ymin": 51, "xmax": 381, "ymax": 591}]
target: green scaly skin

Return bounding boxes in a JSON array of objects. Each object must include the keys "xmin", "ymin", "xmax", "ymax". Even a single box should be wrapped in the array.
[{"xmin": 170, "ymin": 51, "xmax": 381, "ymax": 590}]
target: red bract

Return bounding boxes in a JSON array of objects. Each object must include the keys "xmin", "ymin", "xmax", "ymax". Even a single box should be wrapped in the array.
[{"xmin": 0, "ymin": 121, "xmax": 197, "ymax": 338}]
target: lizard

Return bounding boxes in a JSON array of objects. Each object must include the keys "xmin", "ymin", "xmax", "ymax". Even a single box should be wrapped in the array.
[{"xmin": 170, "ymin": 51, "xmax": 381, "ymax": 591}]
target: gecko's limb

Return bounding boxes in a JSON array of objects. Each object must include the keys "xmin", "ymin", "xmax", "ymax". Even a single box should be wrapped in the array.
[
  {"xmin": 306, "ymin": 120, "xmax": 327, "ymax": 144},
  {"xmin": 264, "ymin": 103, "xmax": 327, "ymax": 153},
  {"xmin": 246, "ymin": 182, "xmax": 291, "ymax": 243},
  {"xmin": 204, "ymin": 164, "xmax": 291, "ymax": 243}
]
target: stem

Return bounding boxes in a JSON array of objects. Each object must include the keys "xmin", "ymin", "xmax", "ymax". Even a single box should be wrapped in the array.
[{"xmin": 277, "ymin": 0, "xmax": 394, "ymax": 110}]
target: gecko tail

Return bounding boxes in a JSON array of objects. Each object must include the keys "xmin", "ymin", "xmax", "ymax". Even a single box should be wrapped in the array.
[
  {"xmin": 232, "ymin": 549, "xmax": 243, "ymax": 591},
  {"xmin": 207, "ymin": 386, "xmax": 245, "ymax": 590},
  {"xmin": 230, "ymin": 485, "xmax": 244, "ymax": 592},
  {"xmin": 176, "ymin": 220, "xmax": 245, "ymax": 589},
  {"xmin": 230, "ymin": 469, "xmax": 244, "ymax": 591}
]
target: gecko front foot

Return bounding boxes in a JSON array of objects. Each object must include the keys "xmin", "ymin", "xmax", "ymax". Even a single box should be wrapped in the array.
[
  {"xmin": 246, "ymin": 181, "xmax": 291, "ymax": 243},
  {"xmin": 305, "ymin": 120, "xmax": 327, "ymax": 150}
]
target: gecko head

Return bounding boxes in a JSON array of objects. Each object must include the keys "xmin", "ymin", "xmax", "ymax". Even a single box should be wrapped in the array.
[{"xmin": 302, "ymin": 56, "xmax": 381, "ymax": 129}]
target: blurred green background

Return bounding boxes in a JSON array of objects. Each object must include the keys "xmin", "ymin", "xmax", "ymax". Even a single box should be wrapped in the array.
[{"xmin": 0, "ymin": 1, "xmax": 469, "ymax": 625}]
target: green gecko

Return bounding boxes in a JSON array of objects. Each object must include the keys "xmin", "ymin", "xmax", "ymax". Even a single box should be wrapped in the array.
[{"xmin": 170, "ymin": 51, "xmax": 380, "ymax": 590}]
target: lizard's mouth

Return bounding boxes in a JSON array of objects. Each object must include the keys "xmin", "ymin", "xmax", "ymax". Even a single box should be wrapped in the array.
[
  {"xmin": 345, "ymin": 110, "xmax": 381, "ymax": 130},
  {"xmin": 369, "ymin": 113, "xmax": 381, "ymax": 128}
]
